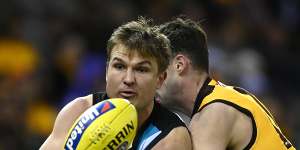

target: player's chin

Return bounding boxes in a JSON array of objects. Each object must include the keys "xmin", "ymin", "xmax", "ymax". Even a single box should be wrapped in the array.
[
  {"xmin": 118, "ymin": 95, "xmax": 136, "ymax": 104},
  {"xmin": 127, "ymin": 98, "xmax": 141, "ymax": 109},
  {"xmin": 127, "ymin": 97, "xmax": 138, "ymax": 105}
]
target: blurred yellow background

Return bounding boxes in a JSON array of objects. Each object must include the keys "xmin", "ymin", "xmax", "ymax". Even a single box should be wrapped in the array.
[{"xmin": 0, "ymin": 0, "xmax": 299, "ymax": 149}]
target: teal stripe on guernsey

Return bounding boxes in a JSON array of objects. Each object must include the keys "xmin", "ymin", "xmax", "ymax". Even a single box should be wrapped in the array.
[{"xmin": 137, "ymin": 124, "xmax": 162, "ymax": 150}]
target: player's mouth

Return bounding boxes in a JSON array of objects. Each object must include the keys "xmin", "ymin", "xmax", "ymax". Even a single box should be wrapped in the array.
[{"xmin": 119, "ymin": 90, "xmax": 137, "ymax": 98}]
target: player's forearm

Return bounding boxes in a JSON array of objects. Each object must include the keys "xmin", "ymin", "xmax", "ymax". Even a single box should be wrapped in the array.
[{"xmin": 40, "ymin": 134, "xmax": 63, "ymax": 150}]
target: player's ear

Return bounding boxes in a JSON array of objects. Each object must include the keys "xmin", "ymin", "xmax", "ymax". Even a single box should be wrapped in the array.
[
  {"xmin": 173, "ymin": 54, "xmax": 189, "ymax": 75},
  {"xmin": 156, "ymin": 71, "xmax": 167, "ymax": 89}
]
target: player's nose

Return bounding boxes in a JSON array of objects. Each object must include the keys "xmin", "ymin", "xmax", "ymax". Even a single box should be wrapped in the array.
[{"xmin": 123, "ymin": 69, "xmax": 135, "ymax": 86}]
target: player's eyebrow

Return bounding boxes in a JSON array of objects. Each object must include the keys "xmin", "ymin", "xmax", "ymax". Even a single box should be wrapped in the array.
[
  {"xmin": 111, "ymin": 57, "xmax": 125, "ymax": 63},
  {"xmin": 112, "ymin": 57, "xmax": 152, "ymax": 66},
  {"xmin": 136, "ymin": 60, "xmax": 152, "ymax": 66}
]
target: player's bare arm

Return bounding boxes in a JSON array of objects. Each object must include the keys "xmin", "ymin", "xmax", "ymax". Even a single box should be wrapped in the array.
[
  {"xmin": 152, "ymin": 126, "xmax": 192, "ymax": 150},
  {"xmin": 189, "ymin": 102, "xmax": 252, "ymax": 150},
  {"xmin": 40, "ymin": 95, "xmax": 93, "ymax": 150}
]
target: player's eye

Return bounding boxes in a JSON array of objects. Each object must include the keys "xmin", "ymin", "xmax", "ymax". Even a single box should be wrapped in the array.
[
  {"xmin": 113, "ymin": 63, "xmax": 126, "ymax": 70},
  {"xmin": 136, "ymin": 67, "xmax": 149, "ymax": 73}
]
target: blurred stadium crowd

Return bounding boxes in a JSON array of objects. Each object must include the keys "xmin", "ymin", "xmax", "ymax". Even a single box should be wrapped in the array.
[{"xmin": 0, "ymin": 0, "xmax": 299, "ymax": 149}]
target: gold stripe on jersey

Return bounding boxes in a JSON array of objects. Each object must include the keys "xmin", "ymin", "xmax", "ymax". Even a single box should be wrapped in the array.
[{"xmin": 192, "ymin": 78, "xmax": 295, "ymax": 150}]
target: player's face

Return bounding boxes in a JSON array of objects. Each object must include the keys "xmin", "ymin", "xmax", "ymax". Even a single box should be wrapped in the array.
[
  {"xmin": 156, "ymin": 61, "xmax": 181, "ymax": 106},
  {"xmin": 106, "ymin": 44, "xmax": 165, "ymax": 111}
]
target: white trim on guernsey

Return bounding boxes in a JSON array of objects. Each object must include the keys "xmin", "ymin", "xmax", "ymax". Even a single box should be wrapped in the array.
[{"xmin": 138, "ymin": 131, "xmax": 162, "ymax": 150}]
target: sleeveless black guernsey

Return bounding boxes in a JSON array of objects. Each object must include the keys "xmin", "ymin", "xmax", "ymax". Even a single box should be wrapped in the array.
[{"xmin": 93, "ymin": 92, "xmax": 187, "ymax": 150}]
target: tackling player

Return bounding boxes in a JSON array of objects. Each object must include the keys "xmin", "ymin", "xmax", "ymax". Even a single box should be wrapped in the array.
[{"xmin": 157, "ymin": 17, "xmax": 295, "ymax": 150}]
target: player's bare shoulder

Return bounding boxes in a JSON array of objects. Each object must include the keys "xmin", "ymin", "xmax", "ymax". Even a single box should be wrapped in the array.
[
  {"xmin": 191, "ymin": 102, "xmax": 239, "ymax": 124},
  {"xmin": 53, "ymin": 94, "xmax": 94, "ymax": 134},
  {"xmin": 61, "ymin": 94, "xmax": 94, "ymax": 116}
]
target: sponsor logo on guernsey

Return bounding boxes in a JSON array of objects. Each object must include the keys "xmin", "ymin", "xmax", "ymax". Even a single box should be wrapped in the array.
[{"xmin": 64, "ymin": 101, "xmax": 115, "ymax": 150}]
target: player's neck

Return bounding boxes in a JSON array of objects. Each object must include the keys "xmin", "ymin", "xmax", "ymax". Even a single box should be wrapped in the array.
[
  {"xmin": 182, "ymin": 72, "xmax": 208, "ymax": 116},
  {"xmin": 137, "ymin": 101, "xmax": 154, "ymax": 129}
]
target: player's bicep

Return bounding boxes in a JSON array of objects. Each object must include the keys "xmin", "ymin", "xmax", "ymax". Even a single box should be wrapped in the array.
[
  {"xmin": 152, "ymin": 127, "xmax": 192, "ymax": 150},
  {"xmin": 189, "ymin": 102, "xmax": 238, "ymax": 150}
]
